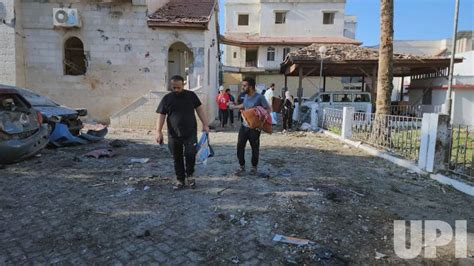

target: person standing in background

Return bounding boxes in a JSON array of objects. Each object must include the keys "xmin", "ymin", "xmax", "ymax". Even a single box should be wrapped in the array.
[
  {"xmin": 216, "ymin": 86, "xmax": 230, "ymax": 128},
  {"xmin": 264, "ymin": 83, "xmax": 277, "ymax": 125},
  {"xmin": 226, "ymin": 88, "xmax": 236, "ymax": 127},
  {"xmin": 282, "ymin": 91, "xmax": 294, "ymax": 132}
]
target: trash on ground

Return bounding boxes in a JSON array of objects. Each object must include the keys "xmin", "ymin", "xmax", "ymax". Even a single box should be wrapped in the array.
[
  {"xmin": 300, "ymin": 122, "xmax": 312, "ymax": 131},
  {"xmin": 280, "ymin": 169, "xmax": 292, "ymax": 177},
  {"xmin": 119, "ymin": 187, "xmax": 135, "ymax": 195},
  {"xmin": 273, "ymin": 234, "xmax": 313, "ymax": 246},
  {"xmin": 130, "ymin": 158, "xmax": 150, "ymax": 164},
  {"xmin": 375, "ymin": 251, "xmax": 387, "ymax": 260},
  {"xmin": 230, "ymin": 256, "xmax": 240, "ymax": 264},
  {"xmin": 83, "ymin": 149, "xmax": 116, "ymax": 159},
  {"xmin": 143, "ymin": 186, "xmax": 150, "ymax": 191},
  {"xmin": 306, "ymin": 187, "xmax": 316, "ymax": 192}
]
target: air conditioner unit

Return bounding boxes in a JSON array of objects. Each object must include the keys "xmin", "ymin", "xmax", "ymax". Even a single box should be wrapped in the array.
[{"xmin": 53, "ymin": 8, "xmax": 81, "ymax": 28}]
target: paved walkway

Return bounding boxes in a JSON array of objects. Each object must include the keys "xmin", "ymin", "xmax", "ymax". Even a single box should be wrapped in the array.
[{"xmin": 0, "ymin": 129, "xmax": 473, "ymax": 265}]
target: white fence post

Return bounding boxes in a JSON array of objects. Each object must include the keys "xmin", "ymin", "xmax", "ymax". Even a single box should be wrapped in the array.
[
  {"xmin": 418, "ymin": 113, "xmax": 450, "ymax": 173},
  {"xmin": 341, "ymin": 107, "xmax": 355, "ymax": 139}
]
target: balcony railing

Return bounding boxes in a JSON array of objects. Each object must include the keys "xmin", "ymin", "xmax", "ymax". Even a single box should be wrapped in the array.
[{"xmin": 245, "ymin": 60, "xmax": 257, "ymax": 68}]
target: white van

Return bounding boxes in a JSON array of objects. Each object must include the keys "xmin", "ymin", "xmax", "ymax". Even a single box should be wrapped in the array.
[
  {"xmin": 304, "ymin": 91, "xmax": 372, "ymax": 112},
  {"xmin": 293, "ymin": 91, "xmax": 372, "ymax": 123}
]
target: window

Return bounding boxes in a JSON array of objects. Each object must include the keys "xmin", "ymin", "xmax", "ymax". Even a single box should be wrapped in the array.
[
  {"xmin": 319, "ymin": 94, "xmax": 331, "ymax": 102},
  {"xmin": 267, "ymin": 47, "xmax": 275, "ymax": 61},
  {"xmin": 283, "ymin": 47, "xmax": 291, "ymax": 60},
  {"xmin": 354, "ymin": 94, "xmax": 370, "ymax": 102},
  {"xmin": 238, "ymin": 14, "xmax": 249, "ymax": 26},
  {"xmin": 233, "ymin": 52, "xmax": 237, "ymax": 58},
  {"xmin": 323, "ymin": 12, "xmax": 335, "ymax": 25},
  {"xmin": 64, "ymin": 37, "xmax": 87, "ymax": 75},
  {"xmin": 275, "ymin": 11, "xmax": 287, "ymax": 24},
  {"xmin": 333, "ymin": 94, "xmax": 352, "ymax": 102}
]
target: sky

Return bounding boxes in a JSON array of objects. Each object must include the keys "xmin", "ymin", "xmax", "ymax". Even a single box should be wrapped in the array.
[{"xmin": 218, "ymin": 0, "xmax": 474, "ymax": 46}]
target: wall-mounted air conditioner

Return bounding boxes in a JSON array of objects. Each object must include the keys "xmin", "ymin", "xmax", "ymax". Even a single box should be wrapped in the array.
[{"xmin": 53, "ymin": 8, "xmax": 81, "ymax": 28}]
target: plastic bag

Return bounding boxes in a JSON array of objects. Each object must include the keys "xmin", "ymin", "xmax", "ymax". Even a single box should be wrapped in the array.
[{"xmin": 196, "ymin": 132, "xmax": 214, "ymax": 165}]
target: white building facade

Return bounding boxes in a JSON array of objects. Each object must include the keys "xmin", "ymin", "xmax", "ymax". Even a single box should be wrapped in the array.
[
  {"xmin": 222, "ymin": 0, "xmax": 358, "ymax": 96},
  {"xmin": 0, "ymin": 0, "xmax": 220, "ymax": 128}
]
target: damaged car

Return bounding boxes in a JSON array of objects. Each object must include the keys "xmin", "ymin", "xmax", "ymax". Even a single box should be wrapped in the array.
[
  {"xmin": 1, "ymin": 85, "xmax": 108, "ymax": 147},
  {"xmin": 0, "ymin": 88, "xmax": 49, "ymax": 164},
  {"xmin": 12, "ymin": 86, "xmax": 87, "ymax": 135}
]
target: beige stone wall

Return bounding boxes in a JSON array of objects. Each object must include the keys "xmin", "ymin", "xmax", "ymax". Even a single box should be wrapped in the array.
[{"xmin": 5, "ymin": 1, "xmax": 217, "ymax": 126}]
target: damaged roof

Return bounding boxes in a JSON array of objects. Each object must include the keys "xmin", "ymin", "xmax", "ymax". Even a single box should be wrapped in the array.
[
  {"xmin": 221, "ymin": 34, "xmax": 361, "ymax": 46},
  {"xmin": 147, "ymin": 0, "xmax": 217, "ymax": 29},
  {"xmin": 282, "ymin": 43, "xmax": 463, "ymax": 77}
]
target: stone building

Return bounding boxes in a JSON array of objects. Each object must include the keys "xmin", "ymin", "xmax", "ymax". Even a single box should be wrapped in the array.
[{"xmin": 0, "ymin": 0, "xmax": 220, "ymax": 128}]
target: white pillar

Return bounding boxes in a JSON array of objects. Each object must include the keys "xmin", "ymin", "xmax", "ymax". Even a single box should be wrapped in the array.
[
  {"xmin": 418, "ymin": 113, "xmax": 450, "ymax": 172},
  {"xmin": 341, "ymin": 107, "xmax": 355, "ymax": 139}
]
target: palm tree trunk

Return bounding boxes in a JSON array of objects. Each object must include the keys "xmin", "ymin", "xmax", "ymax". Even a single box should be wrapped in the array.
[
  {"xmin": 371, "ymin": 0, "xmax": 394, "ymax": 146},
  {"xmin": 376, "ymin": 0, "xmax": 394, "ymax": 115}
]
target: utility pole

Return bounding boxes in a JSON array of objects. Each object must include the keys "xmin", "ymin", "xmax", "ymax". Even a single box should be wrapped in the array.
[{"xmin": 444, "ymin": 0, "xmax": 460, "ymax": 122}]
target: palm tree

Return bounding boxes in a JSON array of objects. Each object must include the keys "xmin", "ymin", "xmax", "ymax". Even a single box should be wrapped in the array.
[{"xmin": 376, "ymin": 0, "xmax": 394, "ymax": 115}]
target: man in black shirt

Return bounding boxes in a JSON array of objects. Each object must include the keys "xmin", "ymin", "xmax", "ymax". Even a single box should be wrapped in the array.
[{"xmin": 156, "ymin": 75, "xmax": 209, "ymax": 190}]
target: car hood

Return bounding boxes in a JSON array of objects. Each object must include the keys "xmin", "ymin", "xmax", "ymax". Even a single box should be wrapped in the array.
[{"xmin": 34, "ymin": 106, "xmax": 78, "ymax": 118}]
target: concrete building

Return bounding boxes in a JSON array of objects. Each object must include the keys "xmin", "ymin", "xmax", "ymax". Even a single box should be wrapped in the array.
[
  {"xmin": 387, "ymin": 31, "xmax": 474, "ymax": 125},
  {"xmin": 0, "ymin": 0, "xmax": 220, "ymax": 128},
  {"xmin": 221, "ymin": 0, "xmax": 359, "ymax": 97}
]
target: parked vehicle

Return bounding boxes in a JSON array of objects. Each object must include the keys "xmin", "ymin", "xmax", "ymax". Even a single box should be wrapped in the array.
[
  {"xmin": 10, "ymin": 86, "xmax": 87, "ymax": 135},
  {"xmin": 0, "ymin": 88, "xmax": 49, "ymax": 164},
  {"xmin": 303, "ymin": 91, "xmax": 372, "ymax": 113}
]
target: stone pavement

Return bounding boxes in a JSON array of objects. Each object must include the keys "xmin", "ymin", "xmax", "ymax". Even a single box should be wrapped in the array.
[{"xmin": 0, "ymin": 129, "xmax": 473, "ymax": 265}]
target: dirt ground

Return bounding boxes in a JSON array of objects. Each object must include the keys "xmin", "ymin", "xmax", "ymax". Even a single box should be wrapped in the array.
[{"xmin": 0, "ymin": 125, "xmax": 473, "ymax": 265}]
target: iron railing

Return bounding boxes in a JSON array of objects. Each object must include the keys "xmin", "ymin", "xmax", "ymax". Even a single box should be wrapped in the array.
[
  {"xmin": 448, "ymin": 125, "xmax": 473, "ymax": 178},
  {"xmin": 322, "ymin": 108, "xmax": 343, "ymax": 134},
  {"xmin": 390, "ymin": 104, "xmax": 442, "ymax": 117},
  {"xmin": 352, "ymin": 113, "xmax": 423, "ymax": 161}
]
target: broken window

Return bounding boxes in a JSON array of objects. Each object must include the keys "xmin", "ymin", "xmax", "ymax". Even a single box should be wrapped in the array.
[
  {"xmin": 275, "ymin": 11, "xmax": 287, "ymax": 24},
  {"xmin": 238, "ymin": 14, "xmax": 249, "ymax": 26},
  {"xmin": 267, "ymin": 47, "xmax": 275, "ymax": 62},
  {"xmin": 323, "ymin": 12, "xmax": 335, "ymax": 25},
  {"xmin": 64, "ymin": 37, "xmax": 87, "ymax": 76}
]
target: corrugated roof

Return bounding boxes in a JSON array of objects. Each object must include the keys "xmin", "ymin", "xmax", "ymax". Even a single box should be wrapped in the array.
[
  {"xmin": 220, "ymin": 34, "xmax": 361, "ymax": 46},
  {"xmin": 148, "ymin": 0, "xmax": 216, "ymax": 29}
]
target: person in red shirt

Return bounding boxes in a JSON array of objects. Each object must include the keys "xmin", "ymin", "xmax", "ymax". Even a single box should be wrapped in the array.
[{"xmin": 216, "ymin": 86, "xmax": 230, "ymax": 128}]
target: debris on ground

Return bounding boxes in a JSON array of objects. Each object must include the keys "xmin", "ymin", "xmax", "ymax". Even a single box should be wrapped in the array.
[
  {"xmin": 375, "ymin": 251, "xmax": 387, "ymax": 260},
  {"xmin": 130, "ymin": 158, "xmax": 150, "ymax": 164},
  {"xmin": 83, "ymin": 149, "xmax": 116, "ymax": 159},
  {"xmin": 143, "ymin": 186, "xmax": 150, "ymax": 191},
  {"xmin": 273, "ymin": 234, "xmax": 313, "ymax": 246},
  {"xmin": 109, "ymin": 139, "xmax": 128, "ymax": 148},
  {"xmin": 230, "ymin": 256, "xmax": 240, "ymax": 264}
]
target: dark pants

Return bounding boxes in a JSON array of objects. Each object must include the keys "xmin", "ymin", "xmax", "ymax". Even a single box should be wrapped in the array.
[
  {"xmin": 228, "ymin": 109, "xmax": 234, "ymax": 124},
  {"xmin": 237, "ymin": 126, "xmax": 261, "ymax": 167},
  {"xmin": 282, "ymin": 109, "xmax": 294, "ymax": 130},
  {"xmin": 168, "ymin": 134, "xmax": 197, "ymax": 181},
  {"xmin": 218, "ymin": 109, "xmax": 228, "ymax": 127}
]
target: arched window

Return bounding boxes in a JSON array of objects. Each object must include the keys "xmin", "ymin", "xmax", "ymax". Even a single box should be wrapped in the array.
[
  {"xmin": 267, "ymin": 47, "xmax": 275, "ymax": 61},
  {"xmin": 64, "ymin": 37, "xmax": 87, "ymax": 75}
]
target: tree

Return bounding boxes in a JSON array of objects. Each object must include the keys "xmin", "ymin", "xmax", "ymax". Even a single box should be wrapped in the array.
[{"xmin": 376, "ymin": 0, "xmax": 394, "ymax": 115}]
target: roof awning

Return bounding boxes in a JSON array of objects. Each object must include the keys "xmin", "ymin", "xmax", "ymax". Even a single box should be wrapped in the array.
[{"xmin": 281, "ymin": 44, "xmax": 462, "ymax": 77}]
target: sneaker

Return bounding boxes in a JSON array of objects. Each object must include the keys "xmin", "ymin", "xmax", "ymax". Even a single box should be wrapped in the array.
[
  {"xmin": 250, "ymin": 166, "xmax": 258, "ymax": 175},
  {"xmin": 234, "ymin": 166, "xmax": 245, "ymax": 176},
  {"xmin": 187, "ymin": 178, "xmax": 196, "ymax": 189},
  {"xmin": 173, "ymin": 180, "xmax": 185, "ymax": 190}
]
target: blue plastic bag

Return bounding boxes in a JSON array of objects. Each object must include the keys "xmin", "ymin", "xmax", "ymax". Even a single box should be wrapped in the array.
[{"xmin": 196, "ymin": 133, "xmax": 214, "ymax": 165}]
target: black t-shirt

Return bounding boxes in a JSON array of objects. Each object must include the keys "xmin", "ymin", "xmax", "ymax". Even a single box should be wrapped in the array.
[{"xmin": 156, "ymin": 90, "xmax": 201, "ymax": 138}]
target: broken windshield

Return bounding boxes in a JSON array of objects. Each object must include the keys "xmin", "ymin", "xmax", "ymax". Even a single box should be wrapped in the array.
[{"xmin": 16, "ymin": 88, "xmax": 58, "ymax": 107}]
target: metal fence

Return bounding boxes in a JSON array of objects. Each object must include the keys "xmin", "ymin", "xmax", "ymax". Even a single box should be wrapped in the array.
[
  {"xmin": 448, "ymin": 125, "xmax": 473, "ymax": 178},
  {"xmin": 351, "ymin": 113, "xmax": 423, "ymax": 160},
  {"xmin": 390, "ymin": 104, "xmax": 442, "ymax": 117},
  {"xmin": 322, "ymin": 108, "xmax": 343, "ymax": 134}
]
